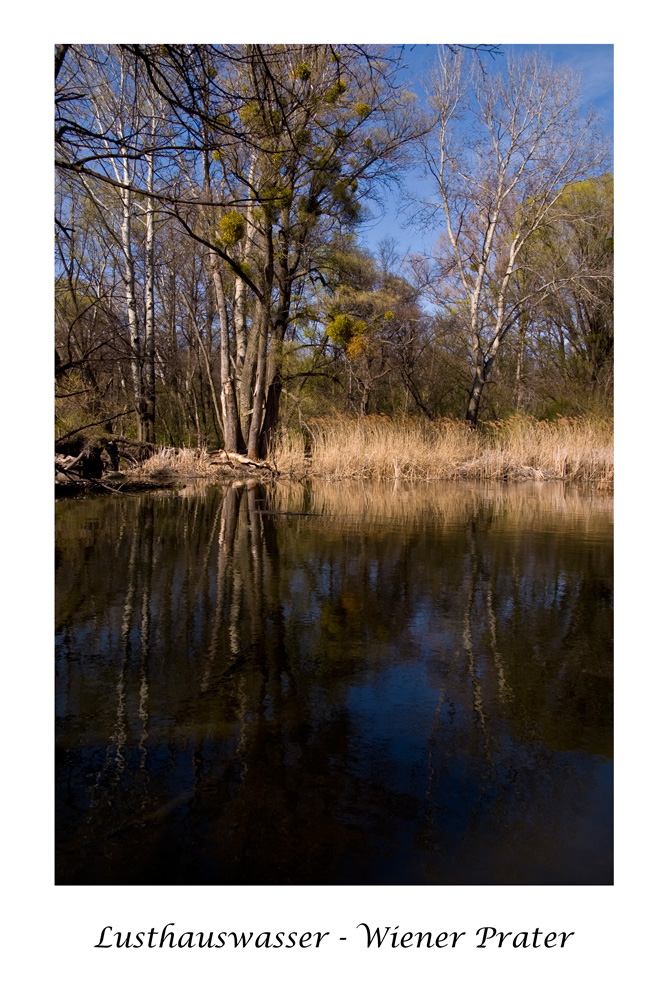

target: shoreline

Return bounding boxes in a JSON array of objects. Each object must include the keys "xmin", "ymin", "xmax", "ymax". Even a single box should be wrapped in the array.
[
  {"xmin": 55, "ymin": 415, "xmax": 614, "ymax": 496},
  {"xmin": 55, "ymin": 460, "xmax": 613, "ymax": 498}
]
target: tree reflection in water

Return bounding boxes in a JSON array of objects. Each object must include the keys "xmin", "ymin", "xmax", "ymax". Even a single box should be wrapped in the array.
[{"xmin": 55, "ymin": 480, "xmax": 613, "ymax": 884}]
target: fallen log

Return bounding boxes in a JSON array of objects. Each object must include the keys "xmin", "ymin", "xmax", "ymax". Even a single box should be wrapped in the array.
[{"xmin": 209, "ymin": 450, "xmax": 278, "ymax": 473}]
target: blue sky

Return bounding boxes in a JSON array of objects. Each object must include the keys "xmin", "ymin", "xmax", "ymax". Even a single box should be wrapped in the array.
[{"xmin": 359, "ymin": 44, "xmax": 614, "ymax": 261}]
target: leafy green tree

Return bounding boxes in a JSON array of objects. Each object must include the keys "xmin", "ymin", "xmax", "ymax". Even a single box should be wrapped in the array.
[
  {"xmin": 522, "ymin": 174, "xmax": 613, "ymax": 396},
  {"xmin": 322, "ymin": 242, "xmax": 431, "ymax": 417}
]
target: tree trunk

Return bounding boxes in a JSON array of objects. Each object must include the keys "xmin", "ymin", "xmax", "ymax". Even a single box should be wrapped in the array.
[
  {"xmin": 200, "ymin": 129, "xmax": 244, "ymax": 453},
  {"xmin": 514, "ymin": 317, "xmax": 526, "ymax": 410},
  {"xmin": 466, "ymin": 326, "xmax": 503, "ymax": 425},
  {"xmin": 143, "ymin": 148, "xmax": 156, "ymax": 443},
  {"xmin": 232, "ymin": 151, "xmax": 257, "ymax": 385},
  {"xmin": 260, "ymin": 371, "xmax": 282, "ymax": 456},
  {"xmin": 239, "ymin": 322, "xmax": 259, "ymax": 444},
  {"xmin": 360, "ymin": 383, "xmax": 369, "ymax": 417},
  {"xmin": 246, "ymin": 225, "xmax": 274, "ymax": 460},
  {"xmin": 121, "ymin": 153, "xmax": 145, "ymax": 441},
  {"xmin": 209, "ymin": 257, "xmax": 245, "ymax": 453},
  {"xmin": 259, "ymin": 274, "xmax": 290, "ymax": 456},
  {"xmin": 246, "ymin": 298, "xmax": 270, "ymax": 459},
  {"xmin": 465, "ymin": 367, "xmax": 485, "ymax": 426}
]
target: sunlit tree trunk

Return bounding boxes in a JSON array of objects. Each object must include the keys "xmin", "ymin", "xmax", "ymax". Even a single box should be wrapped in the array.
[
  {"xmin": 210, "ymin": 258, "xmax": 245, "ymax": 453},
  {"xmin": 143, "ymin": 147, "xmax": 156, "ymax": 443},
  {"xmin": 246, "ymin": 297, "xmax": 271, "ymax": 459},
  {"xmin": 200, "ymin": 140, "xmax": 244, "ymax": 453},
  {"xmin": 246, "ymin": 224, "xmax": 274, "ymax": 459},
  {"xmin": 121, "ymin": 152, "xmax": 146, "ymax": 441},
  {"xmin": 233, "ymin": 151, "xmax": 257, "ymax": 390}
]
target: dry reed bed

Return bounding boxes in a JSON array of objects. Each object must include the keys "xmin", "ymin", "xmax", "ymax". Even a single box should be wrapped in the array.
[
  {"xmin": 274, "ymin": 415, "xmax": 613, "ymax": 487},
  {"xmin": 127, "ymin": 416, "xmax": 613, "ymax": 488}
]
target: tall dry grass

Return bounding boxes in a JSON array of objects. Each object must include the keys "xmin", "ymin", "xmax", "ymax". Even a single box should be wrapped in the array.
[{"xmin": 273, "ymin": 415, "xmax": 613, "ymax": 487}]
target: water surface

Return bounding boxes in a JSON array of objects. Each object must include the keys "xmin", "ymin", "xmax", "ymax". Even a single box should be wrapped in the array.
[{"xmin": 55, "ymin": 480, "xmax": 613, "ymax": 884}]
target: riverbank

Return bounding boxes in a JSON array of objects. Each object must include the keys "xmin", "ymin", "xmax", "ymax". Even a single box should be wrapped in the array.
[
  {"xmin": 55, "ymin": 415, "xmax": 613, "ymax": 495},
  {"xmin": 54, "ymin": 449, "xmax": 275, "ymax": 496}
]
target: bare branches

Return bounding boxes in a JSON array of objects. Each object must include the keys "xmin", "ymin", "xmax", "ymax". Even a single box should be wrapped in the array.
[
  {"xmin": 421, "ymin": 48, "xmax": 608, "ymax": 423},
  {"xmin": 55, "ymin": 410, "xmax": 135, "ymax": 445}
]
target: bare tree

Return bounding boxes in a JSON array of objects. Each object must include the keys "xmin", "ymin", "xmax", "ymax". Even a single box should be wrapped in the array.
[{"xmin": 423, "ymin": 49, "xmax": 607, "ymax": 424}]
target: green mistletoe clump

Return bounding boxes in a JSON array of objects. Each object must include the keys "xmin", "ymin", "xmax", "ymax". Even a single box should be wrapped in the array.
[{"xmin": 217, "ymin": 210, "xmax": 246, "ymax": 246}]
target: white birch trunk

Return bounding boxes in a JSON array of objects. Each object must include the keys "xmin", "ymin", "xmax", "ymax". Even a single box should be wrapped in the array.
[
  {"xmin": 121, "ymin": 151, "xmax": 144, "ymax": 440},
  {"xmin": 144, "ymin": 146, "xmax": 156, "ymax": 443}
]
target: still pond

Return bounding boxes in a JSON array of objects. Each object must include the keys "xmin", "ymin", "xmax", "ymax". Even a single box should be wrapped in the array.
[{"xmin": 55, "ymin": 480, "xmax": 613, "ymax": 884}]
